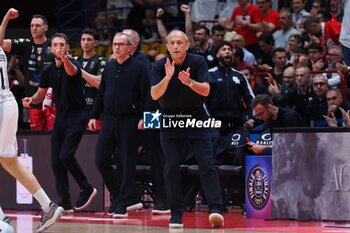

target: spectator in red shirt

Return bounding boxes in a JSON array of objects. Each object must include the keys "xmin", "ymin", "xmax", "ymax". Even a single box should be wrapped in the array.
[
  {"xmin": 304, "ymin": 16, "xmax": 341, "ymax": 56},
  {"xmin": 257, "ymin": 0, "xmax": 280, "ymax": 35},
  {"xmin": 226, "ymin": 0, "xmax": 263, "ymax": 57}
]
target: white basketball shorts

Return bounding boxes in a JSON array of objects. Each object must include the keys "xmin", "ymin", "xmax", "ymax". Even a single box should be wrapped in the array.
[{"xmin": 0, "ymin": 93, "xmax": 18, "ymax": 157}]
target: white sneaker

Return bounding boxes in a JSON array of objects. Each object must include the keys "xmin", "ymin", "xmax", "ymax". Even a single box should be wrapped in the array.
[
  {"xmin": 126, "ymin": 202, "xmax": 143, "ymax": 211},
  {"xmin": 209, "ymin": 211, "xmax": 224, "ymax": 228},
  {"xmin": 37, "ymin": 201, "xmax": 64, "ymax": 232},
  {"xmin": 0, "ymin": 217, "xmax": 14, "ymax": 233}
]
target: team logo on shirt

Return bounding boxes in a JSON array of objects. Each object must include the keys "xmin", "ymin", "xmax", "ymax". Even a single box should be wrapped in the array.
[
  {"xmin": 247, "ymin": 165, "xmax": 270, "ymax": 210},
  {"xmin": 0, "ymin": 54, "xmax": 6, "ymax": 62},
  {"xmin": 143, "ymin": 110, "xmax": 162, "ymax": 129},
  {"xmin": 37, "ymin": 47, "xmax": 43, "ymax": 54}
]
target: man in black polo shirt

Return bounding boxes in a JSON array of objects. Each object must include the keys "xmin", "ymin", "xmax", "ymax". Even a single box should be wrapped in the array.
[
  {"xmin": 0, "ymin": 10, "xmax": 54, "ymax": 130},
  {"xmin": 22, "ymin": 33, "xmax": 97, "ymax": 212},
  {"xmin": 151, "ymin": 30, "xmax": 224, "ymax": 228},
  {"xmin": 77, "ymin": 28, "xmax": 106, "ymax": 130},
  {"xmin": 249, "ymin": 94, "xmax": 305, "ymax": 154}
]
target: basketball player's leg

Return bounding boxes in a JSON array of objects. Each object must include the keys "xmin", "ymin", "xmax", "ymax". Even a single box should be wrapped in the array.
[{"xmin": 0, "ymin": 98, "xmax": 63, "ymax": 231}]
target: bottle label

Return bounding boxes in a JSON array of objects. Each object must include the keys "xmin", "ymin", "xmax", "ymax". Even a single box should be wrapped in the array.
[{"xmin": 16, "ymin": 154, "xmax": 33, "ymax": 204}]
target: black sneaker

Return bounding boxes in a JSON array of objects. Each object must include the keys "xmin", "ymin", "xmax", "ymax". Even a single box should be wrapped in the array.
[
  {"xmin": 107, "ymin": 198, "xmax": 117, "ymax": 216},
  {"xmin": 112, "ymin": 206, "xmax": 128, "ymax": 218},
  {"xmin": 169, "ymin": 214, "xmax": 183, "ymax": 228},
  {"xmin": 209, "ymin": 209, "xmax": 224, "ymax": 228},
  {"xmin": 37, "ymin": 201, "xmax": 64, "ymax": 232},
  {"xmin": 2, "ymin": 216, "xmax": 11, "ymax": 224},
  {"xmin": 75, "ymin": 186, "xmax": 97, "ymax": 211},
  {"xmin": 57, "ymin": 201, "xmax": 74, "ymax": 213},
  {"xmin": 152, "ymin": 201, "xmax": 170, "ymax": 215}
]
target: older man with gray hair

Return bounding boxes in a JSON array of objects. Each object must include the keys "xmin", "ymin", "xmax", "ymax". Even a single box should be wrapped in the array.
[{"xmin": 305, "ymin": 74, "xmax": 329, "ymax": 126}]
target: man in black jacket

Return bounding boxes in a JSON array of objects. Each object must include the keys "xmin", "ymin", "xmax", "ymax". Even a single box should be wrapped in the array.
[{"xmin": 88, "ymin": 32, "xmax": 149, "ymax": 218}]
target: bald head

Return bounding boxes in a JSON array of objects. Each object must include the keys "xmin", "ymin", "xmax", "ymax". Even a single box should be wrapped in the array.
[{"xmin": 167, "ymin": 30, "xmax": 189, "ymax": 43}]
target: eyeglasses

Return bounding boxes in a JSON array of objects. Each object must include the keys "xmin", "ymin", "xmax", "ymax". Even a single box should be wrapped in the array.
[
  {"xmin": 113, "ymin": 42, "xmax": 128, "ymax": 47},
  {"xmin": 255, "ymin": 109, "xmax": 267, "ymax": 118},
  {"xmin": 313, "ymin": 82, "xmax": 327, "ymax": 87},
  {"xmin": 257, "ymin": 1, "xmax": 267, "ymax": 4},
  {"xmin": 283, "ymin": 76, "xmax": 294, "ymax": 79}
]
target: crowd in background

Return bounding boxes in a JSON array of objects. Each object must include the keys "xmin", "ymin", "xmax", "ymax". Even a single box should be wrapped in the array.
[{"xmin": 1, "ymin": 0, "xmax": 350, "ymax": 227}]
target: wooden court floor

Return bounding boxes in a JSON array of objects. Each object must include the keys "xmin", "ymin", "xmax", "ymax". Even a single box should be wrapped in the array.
[{"xmin": 5, "ymin": 208, "xmax": 350, "ymax": 233}]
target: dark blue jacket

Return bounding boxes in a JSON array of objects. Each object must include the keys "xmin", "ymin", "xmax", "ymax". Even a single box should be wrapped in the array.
[
  {"xmin": 206, "ymin": 65, "xmax": 255, "ymax": 121},
  {"xmin": 91, "ymin": 56, "xmax": 149, "ymax": 119}
]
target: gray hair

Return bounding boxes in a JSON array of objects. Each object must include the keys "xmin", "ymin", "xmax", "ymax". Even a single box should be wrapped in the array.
[
  {"xmin": 114, "ymin": 32, "xmax": 133, "ymax": 45},
  {"xmin": 122, "ymin": 29, "xmax": 140, "ymax": 44}
]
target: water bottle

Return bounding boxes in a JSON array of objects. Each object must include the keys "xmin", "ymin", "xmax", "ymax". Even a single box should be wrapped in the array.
[
  {"xmin": 194, "ymin": 192, "xmax": 202, "ymax": 213},
  {"xmin": 16, "ymin": 139, "xmax": 33, "ymax": 204},
  {"xmin": 42, "ymin": 87, "xmax": 53, "ymax": 110}
]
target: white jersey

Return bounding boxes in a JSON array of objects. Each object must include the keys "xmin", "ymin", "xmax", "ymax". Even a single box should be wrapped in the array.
[
  {"xmin": 0, "ymin": 47, "xmax": 13, "ymax": 103},
  {"xmin": 0, "ymin": 46, "xmax": 18, "ymax": 157},
  {"xmin": 0, "ymin": 47, "xmax": 9, "ymax": 91}
]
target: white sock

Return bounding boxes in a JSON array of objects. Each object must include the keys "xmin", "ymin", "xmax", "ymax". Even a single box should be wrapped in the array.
[
  {"xmin": 0, "ymin": 206, "xmax": 5, "ymax": 221},
  {"xmin": 33, "ymin": 188, "xmax": 51, "ymax": 212}
]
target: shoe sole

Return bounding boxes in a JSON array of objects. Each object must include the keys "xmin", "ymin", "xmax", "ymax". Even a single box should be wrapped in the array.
[
  {"xmin": 112, "ymin": 213, "xmax": 128, "ymax": 218},
  {"xmin": 209, "ymin": 213, "xmax": 224, "ymax": 228},
  {"xmin": 126, "ymin": 202, "xmax": 143, "ymax": 211},
  {"xmin": 75, "ymin": 188, "xmax": 97, "ymax": 211},
  {"xmin": 152, "ymin": 209, "xmax": 171, "ymax": 215},
  {"xmin": 169, "ymin": 223, "xmax": 183, "ymax": 228},
  {"xmin": 106, "ymin": 211, "xmax": 114, "ymax": 216},
  {"xmin": 37, "ymin": 206, "xmax": 64, "ymax": 232}
]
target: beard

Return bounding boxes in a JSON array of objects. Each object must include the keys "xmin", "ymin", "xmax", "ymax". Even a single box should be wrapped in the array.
[{"xmin": 219, "ymin": 56, "xmax": 232, "ymax": 69}]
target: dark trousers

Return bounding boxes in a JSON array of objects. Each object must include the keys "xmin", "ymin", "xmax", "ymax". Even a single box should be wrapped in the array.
[
  {"xmin": 51, "ymin": 111, "xmax": 89, "ymax": 204},
  {"xmin": 160, "ymin": 131, "xmax": 223, "ymax": 216},
  {"xmin": 141, "ymin": 130, "xmax": 167, "ymax": 202},
  {"xmin": 95, "ymin": 116, "xmax": 139, "ymax": 206}
]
